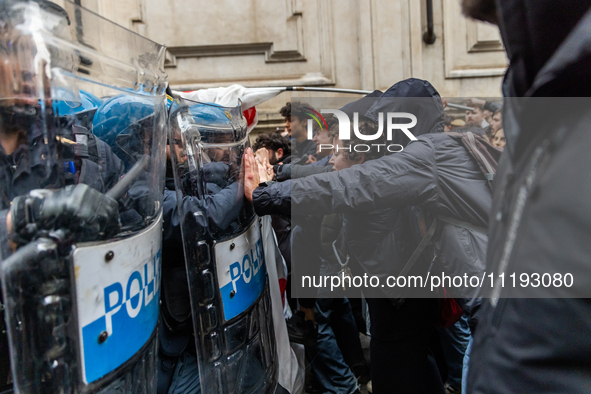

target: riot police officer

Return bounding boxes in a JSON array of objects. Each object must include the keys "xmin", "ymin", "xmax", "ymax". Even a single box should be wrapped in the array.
[
  {"xmin": 164, "ymin": 100, "xmax": 278, "ymax": 394},
  {"xmin": 0, "ymin": 1, "xmax": 168, "ymax": 392},
  {"xmin": 159, "ymin": 104, "xmax": 251, "ymax": 394}
]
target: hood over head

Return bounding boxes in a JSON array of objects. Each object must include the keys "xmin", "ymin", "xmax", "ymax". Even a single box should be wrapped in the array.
[
  {"xmin": 495, "ymin": 0, "xmax": 591, "ymax": 97},
  {"xmin": 365, "ymin": 78, "xmax": 444, "ymax": 146},
  {"xmin": 492, "ymin": 1, "xmax": 591, "ymax": 157},
  {"xmin": 339, "ymin": 90, "xmax": 383, "ymax": 117}
]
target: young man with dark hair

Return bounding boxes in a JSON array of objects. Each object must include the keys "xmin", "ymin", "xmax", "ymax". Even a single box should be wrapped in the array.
[
  {"xmin": 490, "ymin": 107, "xmax": 502, "ymax": 134},
  {"xmin": 306, "ymin": 113, "xmax": 338, "ymax": 165},
  {"xmin": 483, "ymin": 102, "xmax": 500, "ymax": 124},
  {"xmin": 289, "ymin": 101, "xmax": 319, "ymax": 162},
  {"xmin": 252, "ymin": 133, "xmax": 291, "ymax": 165},
  {"xmin": 279, "ymin": 102, "xmax": 291, "ymax": 137}
]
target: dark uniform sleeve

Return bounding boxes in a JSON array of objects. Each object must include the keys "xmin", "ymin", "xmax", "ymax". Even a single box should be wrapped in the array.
[
  {"xmin": 163, "ymin": 182, "xmax": 244, "ymax": 243},
  {"xmin": 162, "ymin": 188, "xmax": 182, "ymax": 245}
]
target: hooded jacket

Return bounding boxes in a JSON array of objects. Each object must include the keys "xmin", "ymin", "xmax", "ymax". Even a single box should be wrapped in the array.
[{"xmin": 467, "ymin": 2, "xmax": 591, "ymax": 393}]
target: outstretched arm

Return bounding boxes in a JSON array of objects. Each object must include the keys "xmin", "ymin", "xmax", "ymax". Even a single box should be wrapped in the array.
[{"xmin": 290, "ymin": 138, "xmax": 439, "ymax": 215}]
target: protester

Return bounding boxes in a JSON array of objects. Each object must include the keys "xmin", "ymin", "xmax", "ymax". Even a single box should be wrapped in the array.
[
  {"xmin": 253, "ymin": 132, "xmax": 291, "ymax": 165},
  {"xmin": 489, "ymin": 107, "xmax": 502, "ymax": 134},
  {"xmin": 469, "ymin": 98, "xmax": 500, "ymax": 126},
  {"xmin": 257, "ymin": 120, "xmax": 366, "ymax": 393},
  {"xmin": 290, "ymin": 101, "xmax": 320, "ymax": 162},
  {"xmin": 462, "ymin": 0, "xmax": 591, "ymax": 393},
  {"xmin": 280, "ymin": 102, "xmax": 292, "ymax": 138},
  {"xmin": 273, "ymin": 114, "xmax": 338, "ymax": 182},
  {"xmin": 245, "ymin": 78, "xmax": 498, "ymax": 394},
  {"xmin": 465, "ymin": 103, "xmax": 488, "ymax": 129},
  {"xmin": 308, "ymin": 124, "xmax": 333, "ymax": 164},
  {"xmin": 325, "ymin": 119, "xmax": 427, "ymax": 393},
  {"xmin": 490, "ymin": 128, "xmax": 505, "ymax": 149}
]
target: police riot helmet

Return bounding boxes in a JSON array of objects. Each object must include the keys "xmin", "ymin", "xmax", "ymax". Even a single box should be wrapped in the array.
[
  {"xmin": 92, "ymin": 94, "xmax": 155, "ymax": 168},
  {"xmin": 53, "ymin": 89, "xmax": 103, "ymax": 116}
]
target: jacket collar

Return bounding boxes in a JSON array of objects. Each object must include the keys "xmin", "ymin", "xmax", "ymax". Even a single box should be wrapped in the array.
[{"xmin": 501, "ymin": 6, "xmax": 591, "ymax": 160}]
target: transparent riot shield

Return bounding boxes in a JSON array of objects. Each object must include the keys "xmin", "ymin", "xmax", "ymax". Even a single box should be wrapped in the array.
[
  {"xmin": 0, "ymin": 1, "xmax": 167, "ymax": 392},
  {"xmin": 168, "ymin": 99, "xmax": 278, "ymax": 393}
]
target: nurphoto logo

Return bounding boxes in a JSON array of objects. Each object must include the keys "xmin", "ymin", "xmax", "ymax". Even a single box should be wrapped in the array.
[{"xmin": 307, "ymin": 109, "xmax": 418, "ymax": 153}]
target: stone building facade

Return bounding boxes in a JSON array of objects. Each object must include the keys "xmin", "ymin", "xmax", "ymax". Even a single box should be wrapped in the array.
[{"xmin": 63, "ymin": 0, "xmax": 508, "ymax": 133}]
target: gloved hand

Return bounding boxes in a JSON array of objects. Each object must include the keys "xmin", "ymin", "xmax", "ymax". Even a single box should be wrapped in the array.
[
  {"xmin": 273, "ymin": 163, "xmax": 291, "ymax": 182},
  {"xmin": 10, "ymin": 184, "xmax": 120, "ymax": 244}
]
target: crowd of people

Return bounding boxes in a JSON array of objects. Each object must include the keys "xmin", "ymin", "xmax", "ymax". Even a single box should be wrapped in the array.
[
  {"xmin": 243, "ymin": 82, "xmax": 506, "ymax": 394},
  {"xmin": 240, "ymin": 1, "xmax": 591, "ymax": 393},
  {"xmin": 2, "ymin": 0, "xmax": 591, "ymax": 393},
  {"xmin": 443, "ymin": 99, "xmax": 504, "ymax": 149}
]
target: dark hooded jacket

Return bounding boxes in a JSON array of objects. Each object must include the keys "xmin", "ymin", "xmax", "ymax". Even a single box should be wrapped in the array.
[
  {"xmin": 254, "ymin": 79, "xmax": 492, "ymax": 301},
  {"xmin": 332, "ymin": 82, "xmax": 445, "ymax": 298},
  {"xmin": 467, "ymin": 2, "xmax": 591, "ymax": 393}
]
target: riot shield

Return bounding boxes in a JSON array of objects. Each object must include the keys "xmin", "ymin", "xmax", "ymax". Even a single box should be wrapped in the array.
[
  {"xmin": 168, "ymin": 99, "xmax": 278, "ymax": 393},
  {"xmin": 0, "ymin": 1, "xmax": 167, "ymax": 392}
]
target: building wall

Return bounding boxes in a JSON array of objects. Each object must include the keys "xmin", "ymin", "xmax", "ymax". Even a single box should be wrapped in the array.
[{"xmin": 85, "ymin": 0, "xmax": 508, "ymax": 132}]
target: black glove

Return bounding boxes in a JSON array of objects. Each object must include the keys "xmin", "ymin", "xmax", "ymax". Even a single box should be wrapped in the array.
[
  {"xmin": 11, "ymin": 184, "xmax": 120, "ymax": 244},
  {"xmin": 273, "ymin": 163, "xmax": 292, "ymax": 182}
]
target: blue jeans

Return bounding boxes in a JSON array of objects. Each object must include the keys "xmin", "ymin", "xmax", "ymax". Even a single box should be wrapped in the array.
[
  {"xmin": 437, "ymin": 314, "xmax": 471, "ymax": 390},
  {"xmin": 462, "ymin": 336, "xmax": 472, "ymax": 393},
  {"xmin": 310, "ymin": 298, "xmax": 360, "ymax": 394}
]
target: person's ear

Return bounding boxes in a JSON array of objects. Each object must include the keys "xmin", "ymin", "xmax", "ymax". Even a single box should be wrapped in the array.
[
  {"xmin": 355, "ymin": 154, "xmax": 365, "ymax": 165},
  {"xmin": 276, "ymin": 148, "xmax": 283, "ymax": 159}
]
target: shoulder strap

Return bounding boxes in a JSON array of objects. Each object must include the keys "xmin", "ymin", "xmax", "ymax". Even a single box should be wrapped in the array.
[
  {"xmin": 446, "ymin": 131, "xmax": 501, "ymax": 189},
  {"xmin": 399, "ymin": 215, "xmax": 437, "ymax": 276},
  {"xmin": 400, "ymin": 212, "xmax": 488, "ymax": 276},
  {"xmin": 465, "ymin": 131, "xmax": 495, "ymax": 182}
]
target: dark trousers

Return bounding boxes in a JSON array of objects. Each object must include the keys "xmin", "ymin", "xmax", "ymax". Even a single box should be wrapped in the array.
[
  {"xmin": 320, "ymin": 298, "xmax": 367, "ymax": 370},
  {"xmin": 290, "ymin": 223, "xmax": 321, "ymax": 309},
  {"xmin": 366, "ymin": 298, "xmax": 444, "ymax": 394},
  {"xmin": 310, "ymin": 298, "xmax": 361, "ymax": 393}
]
